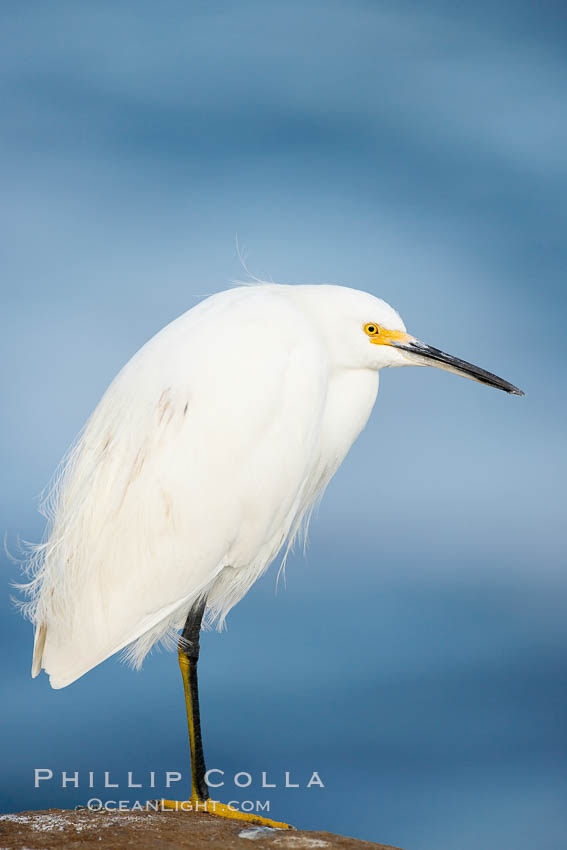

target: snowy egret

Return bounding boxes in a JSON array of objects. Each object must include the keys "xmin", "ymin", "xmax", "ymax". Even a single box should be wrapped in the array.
[{"xmin": 24, "ymin": 283, "xmax": 523, "ymax": 827}]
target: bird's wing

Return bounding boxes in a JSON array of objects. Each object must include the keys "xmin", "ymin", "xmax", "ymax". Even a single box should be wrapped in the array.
[{"xmin": 30, "ymin": 286, "xmax": 329, "ymax": 687}]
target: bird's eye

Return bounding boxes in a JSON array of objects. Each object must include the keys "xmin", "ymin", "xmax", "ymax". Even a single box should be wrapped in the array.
[{"xmin": 364, "ymin": 323, "xmax": 379, "ymax": 336}]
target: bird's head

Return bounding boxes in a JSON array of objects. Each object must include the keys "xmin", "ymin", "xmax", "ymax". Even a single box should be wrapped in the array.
[{"xmin": 294, "ymin": 284, "xmax": 524, "ymax": 395}]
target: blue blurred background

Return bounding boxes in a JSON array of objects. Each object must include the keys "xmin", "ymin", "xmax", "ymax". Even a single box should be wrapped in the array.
[{"xmin": 2, "ymin": 2, "xmax": 566, "ymax": 849}]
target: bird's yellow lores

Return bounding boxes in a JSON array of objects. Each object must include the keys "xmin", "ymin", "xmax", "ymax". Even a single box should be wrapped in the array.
[{"xmin": 23, "ymin": 283, "xmax": 523, "ymax": 828}]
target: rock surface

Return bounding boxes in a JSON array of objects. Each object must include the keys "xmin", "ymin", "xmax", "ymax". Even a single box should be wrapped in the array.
[{"xmin": 0, "ymin": 809, "xmax": 404, "ymax": 850}]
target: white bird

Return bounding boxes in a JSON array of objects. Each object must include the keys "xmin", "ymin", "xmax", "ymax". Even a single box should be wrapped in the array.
[{"xmin": 23, "ymin": 283, "xmax": 522, "ymax": 827}]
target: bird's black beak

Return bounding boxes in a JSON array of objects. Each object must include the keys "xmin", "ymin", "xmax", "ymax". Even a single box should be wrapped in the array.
[{"xmin": 390, "ymin": 338, "xmax": 525, "ymax": 396}]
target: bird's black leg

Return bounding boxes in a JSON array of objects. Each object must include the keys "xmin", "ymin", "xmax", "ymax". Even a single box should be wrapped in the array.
[
  {"xmin": 162, "ymin": 598, "xmax": 292, "ymax": 827},
  {"xmin": 178, "ymin": 596, "xmax": 209, "ymax": 802}
]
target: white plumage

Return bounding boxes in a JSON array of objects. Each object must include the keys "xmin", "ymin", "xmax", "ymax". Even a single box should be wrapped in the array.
[{"xmin": 23, "ymin": 282, "xmax": 522, "ymax": 689}]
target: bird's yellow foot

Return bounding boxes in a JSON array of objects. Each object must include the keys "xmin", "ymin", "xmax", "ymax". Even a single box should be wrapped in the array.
[{"xmin": 160, "ymin": 797, "xmax": 293, "ymax": 829}]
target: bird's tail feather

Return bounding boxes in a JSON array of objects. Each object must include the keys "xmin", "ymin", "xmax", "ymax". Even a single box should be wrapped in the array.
[{"xmin": 31, "ymin": 623, "xmax": 46, "ymax": 678}]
